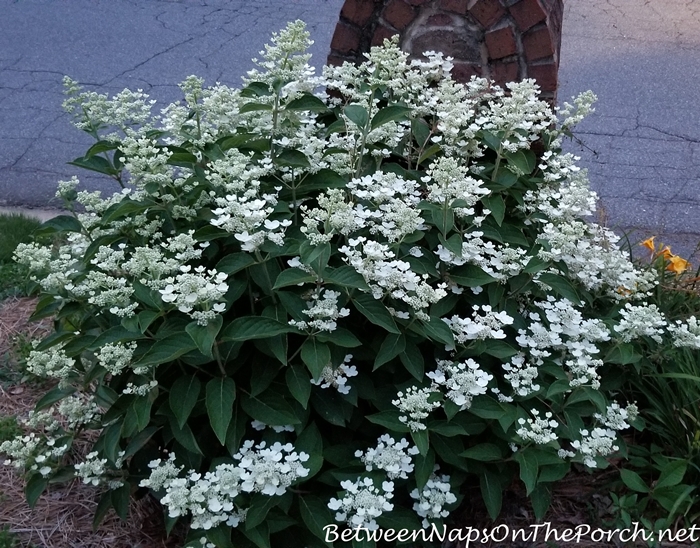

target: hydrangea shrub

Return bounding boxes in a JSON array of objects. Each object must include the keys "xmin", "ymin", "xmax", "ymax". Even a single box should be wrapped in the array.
[{"xmin": 5, "ymin": 20, "xmax": 699, "ymax": 548}]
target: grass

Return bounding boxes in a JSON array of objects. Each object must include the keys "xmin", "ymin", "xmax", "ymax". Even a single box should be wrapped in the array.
[{"xmin": 0, "ymin": 214, "xmax": 42, "ymax": 300}]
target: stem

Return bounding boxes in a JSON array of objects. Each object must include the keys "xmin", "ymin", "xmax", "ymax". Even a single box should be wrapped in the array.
[{"xmin": 213, "ymin": 343, "xmax": 226, "ymax": 377}]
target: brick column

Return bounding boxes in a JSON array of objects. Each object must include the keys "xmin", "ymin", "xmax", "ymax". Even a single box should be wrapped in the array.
[{"xmin": 328, "ymin": 0, "xmax": 564, "ymax": 101}]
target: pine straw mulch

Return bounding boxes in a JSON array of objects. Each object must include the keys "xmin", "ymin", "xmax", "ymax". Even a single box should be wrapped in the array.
[{"xmin": 0, "ymin": 297, "xmax": 186, "ymax": 548}]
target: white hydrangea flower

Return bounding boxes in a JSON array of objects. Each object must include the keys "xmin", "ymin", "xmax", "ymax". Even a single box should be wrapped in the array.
[
  {"xmin": 614, "ymin": 302, "xmax": 667, "ymax": 343},
  {"xmin": 516, "ymin": 409, "xmax": 559, "ymax": 444},
  {"xmin": 392, "ymin": 386, "xmax": 441, "ymax": 432},
  {"xmin": 310, "ymin": 354, "xmax": 357, "ymax": 395},
  {"xmin": 571, "ymin": 428, "xmax": 619, "ymax": 468},
  {"xmin": 355, "ymin": 434, "xmax": 419, "ymax": 479},
  {"xmin": 328, "ymin": 477, "xmax": 394, "ymax": 531},
  {"xmin": 668, "ymin": 316, "xmax": 700, "ymax": 348},
  {"xmin": 427, "ymin": 359, "xmax": 492, "ymax": 410},
  {"xmin": 289, "ymin": 289, "xmax": 350, "ymax": 333},
  {"xmin": 410, "ymin": 470, "xmax": 457, "ymax": 528},
  {"xmin": 74, "ymin": 451, "xmax": 108, "ymax": 486}
]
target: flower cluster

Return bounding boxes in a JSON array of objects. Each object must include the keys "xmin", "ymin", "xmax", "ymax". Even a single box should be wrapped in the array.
[
  {"xmin": 328, "ymin": 478, "xmax": 394, "ymax": 531},
  {"xmin": 355, "ymin": 435, "xmax": 419, "ymax": 480},
  {"xmin": 289, "ymin": 289, "xmax": 350, "ymax": 333},
  {"xmin": 310, "ymin": 354, "xmax": 358, "ymax": 395},
  {"xmin": 392, "ymin": 386, "xmax": 441, "ymax": 432},
  {"xmin": 427, "ymin": 359, "xmax": 492, "ymax": 410},
  {"xmin": 410, "ymin": 471, "xmax": 457, "ymax": 528},
  {"xmin": 142, "ymin": 442, "xmax": 309, "ymax": 530}
]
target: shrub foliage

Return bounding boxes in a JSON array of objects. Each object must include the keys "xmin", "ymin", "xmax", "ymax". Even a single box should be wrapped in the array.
[{"xmin": 5, "ymin": 21, "xmax": 700, "ymax": 548}]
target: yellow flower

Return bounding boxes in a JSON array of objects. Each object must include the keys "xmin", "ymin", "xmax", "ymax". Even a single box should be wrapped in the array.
[
  {"xmin": 640, "ymin": 236, "xmax": 655, "ymax": 252},
  {"xmin": 667, "ymin": 255, "xmax": 690, "ymax": 275},
  {"xmin": 660, "ymin": 246, "xmax": 673, "ymax": 260}
]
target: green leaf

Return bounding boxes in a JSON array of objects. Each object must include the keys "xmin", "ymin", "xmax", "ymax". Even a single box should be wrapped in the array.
[
  {"xmin": 206, "ymin": 377, "xmax": 236, "ymax": 445},
  {"xmin": 411, "ymin": 428, "xmax": 429, "ymax": 456},
  {"xmin": 240, "ymin": 102, "xmax": 273, "ymax": 113},
  {"xmin": 221, "ymin": 316, "xmax": 294, "ymax": 341},
  {"xmin": 370, "ymin": 105, "xmax": 411, "ymax": 130},
  {"xmin": 399, "ymin": 346, "xmax": 424, "ymax": 381},
  {"xmin": 480, "ymin": 470, "xmax": 503, "ymax": 520},
  {"xmin": 450, "ymin": 265, "xmax": 498, "ymax": 287},
  {"xmin": 467, "ymin": 397, "xmax": 505, "ymax": 420},
  {"xmin": 344, "ymin": 104, "xmax": 369, "ymax": 128},
  {"xmin": 374, "ymin": 333, "xmax": 405, "ymax": 370},
  {"xmin": 216, "ymin": 252, "xmax": 256, "ymax": 275},
  {"xmin": 353, "ymin": 294, "xmax": 400, "ymax": 334},
  {"xmin": 421, "ymin": 316, "xmax": 454, "ymax": 348},
  {"xmin": 92, "ymin": 492, "xmax": 113, "ymax": 530},
  {"xmin": 411, "ymin": 118, "xmax": 431, "ymax": 147},
  {"xmin": 275, "ymin": 149, "xmax": 310, "ymax": 168},
  {"xmin": 35, "ymin": 215, "xmax": 83, "ymax": 236},
  {"xmin": 246, "ymin": 494, "xmax": 279, "ymax": 530},
  {"xmin": 656, "ymin": 460, "xmax": 688, "ymax": 489},
  {"xmin": 285, "ymin": 93, "xmax": 329, "ymax": 112},
  {"xmin": 68, "ymin": 155, "xmax": 118, "ymax": 176},
  {"xmin": 168, "ymin": 417, "xmax": 204, "ymax": 456},
  {"xmin": 324, "ymin": 266, "xmax": 370, "ymax": 291},
  {"xmin": 514, "ymin": 450, "xmax": 538, "ymax": 495},
  {"xmin": 620, "ymin": 469, "xmax": 649, "ymax": 493},
  {"xmin": 85, "ymin": 140, "xmax": 119, "ymax": 158},
  {"xmin": 299, "ymin": 495, "xmax": 334, "ymax": 544},
  {"xmin": 530, "ymin": 483, "xmax": 551, "ymax": 521},
  {"xmin": 431, "ymin": 207, "xmax": 454, "ymax": 236},
  {"xmin": 35, "ymin": 386, "xmax": 76, "ymax": 410},
  {"xmin": 302, "ymin": 339, "xmax": 331, "ymax": 379},
  {"xmin": 185, "ymin": 315, "xmax": 223, "ymax": 358},
  {"xmin": 366, "ymin": 411, "xmax": 409, "ymax": 432},
  {"xmin": 461, "ymin": 443, "xmax": 503, "ymax": 462},
  {"xmin": 101, "ymin": 199, "xmax": 150, "ymax": 225},
  {"xmin": 225, "ymin": 406, "xmax": 247, "ymax": 455},
  {"xmin": 130, "ymin": 395, "xmax": 153, "ymax": 431},
  {"xmin": 286, "ymin": 365, "xmax": 312, "ymax": 409},
  {"xmin": 438, "ymin": 232, "xmax": 462, "ymax": 256},
  {"xmin": 482, "ymin": 194, "xmax": 506, "ymax": 226},
  {"xmin": 123, "ymin": 426, "xmax": 160, "ymax": 458},
  {"xmin": 273, "ymin": 268, "xmax": 317, "ymax": 289},
  {"xmin": 296, "ymin": 422, "xmax": 324, "ymax": 479},
  {"xmin": 241, "ymin": 392, "xmax": 301, "ymax": 426},
  {"xmin": 25, "ymin": 473, "xmax": 48, "ymax": 508},
  {"xmin": 605, "ymin": 343, "xmax": 642, "ymax": 365},
  {"xmin": 299, "ymin": 241, "xmax": 331, "ymax": 275},
  {"xmin": 414, "ymin": 450, "xmax": 435, "ymax": 490},
  {"xmin": 418, "ymin": 143, "xmax": 441, "ymax": 165},
  {"xmin": 111, "ymin": 484, "xmax": 131, "ymax": 521},
  {"xmin": 170, "ymin": 375, "xmax": 202, "ymax": 429},
  {"xmin": 134, "ymin": 333, "xmax": 197, "ymax": 368},
  {"xmin": 504, "ymin": 149, "xmax": 536, "ymax": 175},
  {"xmin": 316, "ymin": 328, "xmax": 361, "ymax": 348},
  {"xmin": 537, "ymin": 273, "xmax": 581, "ymax": 304}
]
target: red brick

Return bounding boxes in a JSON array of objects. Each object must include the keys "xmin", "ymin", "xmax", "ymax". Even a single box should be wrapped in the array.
[
  {"xmin": 383, "ymin": 0, "xmax": 417, "ymax": 30},
  {"xmin": 426, "ymin": 13, "xmax": 456, "ymax": 27},
  {"xmin": 522, "ymin": 26, "xmax": 554, "ymax": 61},
  {"xmin": 468, "ymin": 0, "xmax": 506, "ymax": 28},
  {"xmin": 372, "ymin": 24, "xmax": 398, "ymax": 46},
  {"xmin": 340, "ymin": 0, "xmax": 376, "ymax": 27},
  {"xmin": 509, "ymin": 0, "xmax": 547, "ymax": 31},
  {"xmin": 438, "ymin": 0, "xmax": 469, "ymax": 16},
  {"xmin": 485, "ymin": 25, "xmax": 517, "ymax": 59},
  {"xmin": 527, "ymin": 62, "xmax": 558, "ymax": 92},
  {"xmin": 330, "ymin": 22, "xmax": 362, "ymax": 54},
  {"xmin": 326, "ymin": 54, "xmax": 346, "ymax": 67},
  {"xmin": 491, "ymin": 60, "xmax": 519, "ymax": 85},
  {"xmin": 451, "ymin": 62, "xmax": 482, "ymax": 82}
]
